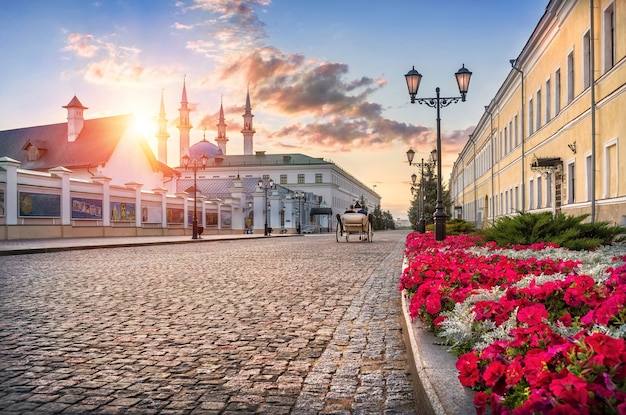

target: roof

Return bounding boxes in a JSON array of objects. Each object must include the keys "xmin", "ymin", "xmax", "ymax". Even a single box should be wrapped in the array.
[
  {"xmin": 177, "ymin": 176, "xmax": 291, "ymax": 202},
  {"xmin": 0, "ymin": 115, "xmax": 131, "ymax": 170},
  {"xmin": 0, "ymin": 114, "xmax": 178, "ymax": 178},
  {"xmin": 203, "ymin": 153, "xmax": 332, "ymax": 168}
]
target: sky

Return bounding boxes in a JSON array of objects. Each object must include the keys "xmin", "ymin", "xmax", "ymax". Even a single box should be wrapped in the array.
[{"xmin": 0, "ymin": 0, "xmax": 548, "ymax": 220}]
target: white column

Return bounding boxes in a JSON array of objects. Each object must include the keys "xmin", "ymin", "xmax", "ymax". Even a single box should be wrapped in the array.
[
  {"xmin": 125, "ymin": 181, "xmax": 143, "ymax": 228},
  {"xmin": 49, "ymin": 167, "xmax": 73, "ymax": 225},
  {"xmin": 93, "ymin": 176, "xmax": 112, "ymax": 226},
  {"xmin": 0, "ymin": 157, "xmax": 20, "ymax": 225}
]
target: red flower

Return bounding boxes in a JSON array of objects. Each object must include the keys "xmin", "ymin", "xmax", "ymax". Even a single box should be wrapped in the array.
[
  {"xmin": 483, "ymin": 360, "xmax": 507, "ymax": 388},
  {"xmin": 584, "ymin": 332, "xmax": 625, "ymax": 368},
  {"xmin": 517, "ymin": 303, "xmax": 548, "ymax": 326},
  {"xmin": 456, "ymin": 352, "xmax": 480, "ymax": 387},
  {"xmin": 548, "ymin": 372, "xmax": 588, "ymax": 407},
  {"xmin": 473, "ymin": 391, "xmax": 488, "ymax": 415},
  {"xmin": 505, "ymin": 358, "xmax": 523, "ymax": 387},
  {"xmin": 425, "ymin": 292, "xmax": 442, "ymax": 315}
]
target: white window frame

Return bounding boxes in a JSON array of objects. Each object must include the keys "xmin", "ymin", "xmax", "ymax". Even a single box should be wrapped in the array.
[
  {"xmin": 529, "ymin": 178, "xmax": 534, "ymax": 210},
  {"xmin": 545, "ymin": 77, "xmax": 551, "ymax": 122},
  {"xmin": 567, "ymin": 49, "xmax": 575, "ymax": 104},
  {"xmin": 603, "ymin": 138, "xmax": 619, "ymax": 199},
  {"xmin": 585, "ymin": 152, "xmax": 593, "ymax": 201},
  {"xmin": 566, "ymin": 160, "xmax": 576, "ymax": 204},
  {"xmin": 603, "ymin": 2, "xmax": 615, "ymax": 74},
  {"xmin": 583, "ymin": 29, "xmax": 591, "ymax": 90},
  {"xmin": 554, "ymin": 68, "xmax": 561, "ymax": 115}
]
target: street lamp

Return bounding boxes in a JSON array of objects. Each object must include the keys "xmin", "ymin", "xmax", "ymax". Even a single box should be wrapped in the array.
[
  {"xmin": 407, "ymin": 149, "xmax": 436, "ymax": 233},
  {"xmin": 182, "ymin": 153, "xmax": 209, "ymax": 239},
  {"xmin": 294, "ymin": 191, "xmax": 307, "ymax": 234},
  {"xmin": 405, "ymin": 64, "xmax": 472, "ymax": 241},
  {"xmin": 258, "ymin": 178, "xmax": 274, "ymax": 236}
]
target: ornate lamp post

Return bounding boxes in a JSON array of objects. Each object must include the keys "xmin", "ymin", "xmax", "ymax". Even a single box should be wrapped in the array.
[
  {"xmin": 258, "ymin": 178, "xmax": 274, "ymax": 236},
  {"xmin": 404, "ymin": 64, "xmax": 472, "ymax": 241},
  {"xmin": 407, "ymin": 149, "xmax": 436, "ymax": 233},
  {"xmin": 294, "ymin": 191, "xmax": 307, "ymax": 234},
  {"xmin": 182, "ymin": 153, "xmax": 208, "ymax": 239}
]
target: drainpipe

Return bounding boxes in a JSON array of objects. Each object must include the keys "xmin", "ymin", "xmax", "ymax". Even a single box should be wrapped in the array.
[{"xmin": 590, "ymin": 0, "xmax": 597, "ymax": 222}]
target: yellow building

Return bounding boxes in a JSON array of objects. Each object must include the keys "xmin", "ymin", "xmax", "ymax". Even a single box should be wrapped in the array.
[{"xmin": 451, "ymin": 0, "xmax": 625, "ymax": 228}]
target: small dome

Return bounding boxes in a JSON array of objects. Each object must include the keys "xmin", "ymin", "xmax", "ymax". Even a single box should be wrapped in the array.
[{"xmin": 189, "ymin": 139, "xmax": 221, "ymax": 160}]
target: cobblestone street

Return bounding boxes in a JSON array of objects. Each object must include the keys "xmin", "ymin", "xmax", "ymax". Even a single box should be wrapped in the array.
[{"xmin": 0, "ymin": 231, "xmax": 418, "ymax": 414}]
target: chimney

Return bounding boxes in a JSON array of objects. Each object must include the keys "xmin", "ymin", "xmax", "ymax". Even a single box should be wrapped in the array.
[{"xmin": 62, "ymin": 96, "xmax": 88, "ymax": 142}]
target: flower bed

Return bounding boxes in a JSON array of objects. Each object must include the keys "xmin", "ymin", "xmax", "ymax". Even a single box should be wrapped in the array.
[{"xmin": 399, "ymin": 232, "xmax": 626, "ymax": 414}]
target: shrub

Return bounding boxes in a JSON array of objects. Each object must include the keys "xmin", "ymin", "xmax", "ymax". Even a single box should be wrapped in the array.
[
  {"xmin": 447, "ymin": 218, "xmax": 477, "ymax": 235},
  {"xmin": 483, "ymin": 212, "xmax": 625, "ymax": 250}
]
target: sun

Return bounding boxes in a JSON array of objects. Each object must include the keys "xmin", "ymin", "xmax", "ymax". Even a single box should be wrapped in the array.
[{"xmin": 133, "ymin": 112, "xmax": 156, "ymax": 140}]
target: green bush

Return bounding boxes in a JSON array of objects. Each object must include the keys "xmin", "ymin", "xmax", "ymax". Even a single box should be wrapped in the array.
[
  {"xmin": 446, "ymin": 218, "xmax": 476, "ymax": 235},
  {"xmin": 483, "ymin": 211, "xmax": 625, "ymax": 250}
]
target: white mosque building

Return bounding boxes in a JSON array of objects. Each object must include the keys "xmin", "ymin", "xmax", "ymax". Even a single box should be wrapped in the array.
[{"xmin": 165, "ymin": 81, "xmax": 381, "ymax": 233}]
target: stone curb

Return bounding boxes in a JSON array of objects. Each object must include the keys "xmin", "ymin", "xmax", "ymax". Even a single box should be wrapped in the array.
[
  {"xmin": 400, "ymin": 259, "xmax": 477, "ymax": 415},
  {"xmin": 0, "ymin": 233, "xmax": 300, "ymax": 256}
]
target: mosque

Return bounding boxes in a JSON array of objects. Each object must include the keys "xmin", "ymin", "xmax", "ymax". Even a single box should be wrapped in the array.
[{"xmin": 165, "ymin": 80, "xmax": 380, "ymax": 233}]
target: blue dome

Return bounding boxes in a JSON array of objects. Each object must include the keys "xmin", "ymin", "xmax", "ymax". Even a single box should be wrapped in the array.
[{"xmin": 189, "ymin": 139, "xmax": 222, "ymax": 159}]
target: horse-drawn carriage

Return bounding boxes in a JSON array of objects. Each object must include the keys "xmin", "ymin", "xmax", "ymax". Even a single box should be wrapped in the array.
[{"xmin": 335, "ymin": 212, "xmax": 373, "ymax": 242}]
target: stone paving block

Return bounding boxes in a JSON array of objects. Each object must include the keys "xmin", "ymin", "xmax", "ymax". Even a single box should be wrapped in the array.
[{"xmin": 0, "ymin": 231, "xmax": 418, "ymax": 414}]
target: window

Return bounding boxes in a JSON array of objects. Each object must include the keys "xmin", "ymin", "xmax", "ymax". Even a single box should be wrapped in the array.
[
  {"xmin": 567, "ymin": 51, "xmax": 575, "ymax": 104},
  {"xmin": 504, "ymin": 126, "xmax": 508, "ymax": 154},
  {"xmin": 603, "ymin": 3, "xmax": 615, "ymax": 73},
  {"xmin": 604, "ymin": 140, "xmax": 618, "ymax": 198},
  {"xmin": 528, "ymin": 98, "xmax": 534, "ymax": 135},
  {"xmin": 514, "ymin": 115, "xmax": 518, "ymax": 147},
  {"xmin": 546, "ymin": 174, "xmax": 552, "ymax": 207},
  {"xmin": 545, "ymin": 79, "xmax": 551, "ymax": 122},
  {"xmin": 536, "ymin": 89, "xmax": 542, "ymax": 130},
  {"xmin": 505, "ymin": 190, "xmax": 509, "ymax": 214},
  {"xmin": 555, "ymin": 69, "xmax": 561, "ymax": 115},
  {"xmin": 567, "ymin": 162, "xmax": 576, "ymax": 204},
  {"xmin": 583, "ymin": 30, "xmax": 591, "ymax": 89},
  {"xmin": 262, "ymin": 174, "xmax": 270, "ymax": 181},
  {"xmin": 509, "ymin": 121, "xmax": 513, "ymax": 152},
  {"xmin": 515, "ymin": 186, "xmax": 519, "ymax": 212},
  {"xmin": 586, "ymin": 154, "xmax": 593, "ymax": 201},
  {"xmin": 529, "ymin": 178, "xmax": 534, "ymax": 210},
  {"xmin": 537, "ymin": 176, "xmax": 542, "ymax": 209},
  {"xmin": 297, "ymin": 174, "xmax": 305, "ymax": 184},
  {"xmin": 315, "ymin": 173, "xmax": 322, "ymax": 184},
  {"xmin": 280, "ymin": 174, "xmax": 287, "ymax": 185}
]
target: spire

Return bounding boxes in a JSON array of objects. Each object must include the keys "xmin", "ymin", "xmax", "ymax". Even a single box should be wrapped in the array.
[
  {"xmin": 62, "ymin": 95, "xmax": 88, "ymax": 142},
  {"xmin": 177, "ymin": 76, "xmax": 192, "ymax": 166},
  {"xmin": 216, "ymin": 95, "xmax": 228, "ymax": 155},
  {"xmin": 156, "ymin": 88, "xmax": 169, "ymax": 164},
  {"xmin": 242, "ymin": 85, "xmax": 255, "ymax": 155}
]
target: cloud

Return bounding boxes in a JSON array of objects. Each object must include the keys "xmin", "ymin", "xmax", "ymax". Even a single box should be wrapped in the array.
[
  {"xmin": 62, "ymin": 31, "xmax": 181, "ymax": 87},
  {"xmin": 62, "ymin": 33, "xmax": 98, "ymax": 58},
  {"xmin": 178, "ymin": 1, "xmax": 438, "ymax": 152}
]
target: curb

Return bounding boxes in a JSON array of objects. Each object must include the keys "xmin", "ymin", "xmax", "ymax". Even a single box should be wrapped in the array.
[{"xmin": 400, "ymin": 261, "xmax": 476, "ymax": 415}]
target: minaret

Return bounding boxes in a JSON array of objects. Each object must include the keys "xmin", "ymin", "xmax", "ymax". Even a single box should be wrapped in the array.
[
  {"xmin": 177, "ymin": 76, "xmax": 192, "ymax": 166},
  {"xmin": 241, "ymin": 86, "xmax": 255, "ymax": 155},
  {"xmin": 62, "ymin": 95, "xmax": 88, "ymax": 142},
  {"xmin": 156, "ymin": 89, "xmax": 169, "ymax": 164},
  {"xmin": 215, "ymin": 96, "xmax": 228, "ymax": 155}
]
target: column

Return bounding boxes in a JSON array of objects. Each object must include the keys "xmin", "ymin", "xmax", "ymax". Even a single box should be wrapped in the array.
[{"xmin": 0, "ymin": 157, "xmax": 20, "ymax": 225}]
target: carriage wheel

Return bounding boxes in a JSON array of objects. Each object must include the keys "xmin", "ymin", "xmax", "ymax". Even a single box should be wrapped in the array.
[
  {"xmin": 368, "ymin": 222, "xmax": 373, "ymax": 242},
  {"xmin": 335, "ymin": 222, "xmax": 341, "ymax": 242}
]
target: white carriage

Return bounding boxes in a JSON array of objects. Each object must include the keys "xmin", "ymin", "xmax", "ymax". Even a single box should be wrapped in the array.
[{"xmin": 335, "ymin": 212, "xmax": 373, "ymax": 243}]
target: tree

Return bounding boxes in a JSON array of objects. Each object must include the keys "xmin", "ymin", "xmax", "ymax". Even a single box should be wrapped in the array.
[
  {"xmin": 371, "ymin": 205, "xmax": 396, "ymax": 230},
  {"xmin": 407, "ymin": 162, "xmax": 451, "ymax": 230}
]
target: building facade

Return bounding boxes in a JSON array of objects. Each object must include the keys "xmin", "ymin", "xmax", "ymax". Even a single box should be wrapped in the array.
[{"xmin": 451, "ymin": 0, "xmax": 625, "ymax": 228}]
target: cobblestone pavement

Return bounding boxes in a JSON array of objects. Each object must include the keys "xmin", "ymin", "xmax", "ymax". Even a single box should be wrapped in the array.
[{"xmin": 0, "ymin": 230, "xmax": 417, "ymax": 414}]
